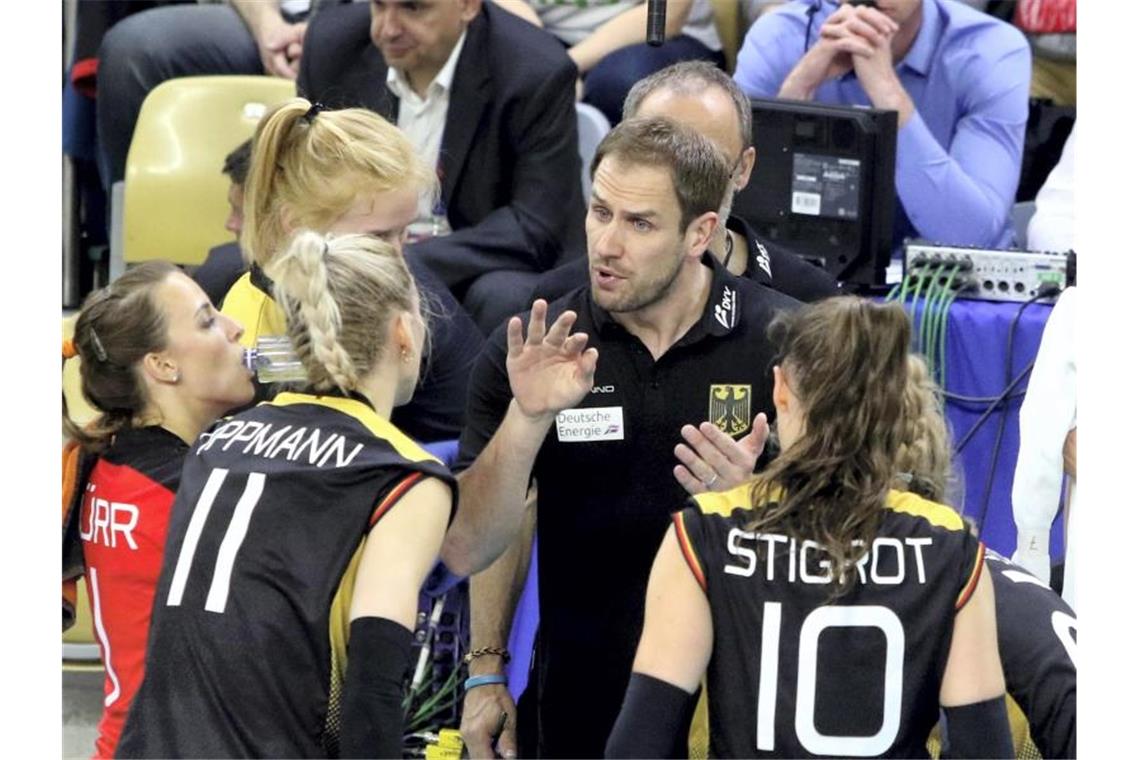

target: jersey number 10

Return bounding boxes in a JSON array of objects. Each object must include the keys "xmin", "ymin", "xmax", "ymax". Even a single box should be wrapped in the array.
[
  {"xmin": 756, "ymin": 602, "xmax": 904, "ymax": 756},
  {"xmin": 165, "ymin": 468, "xmax": 266, "ymax": 614}
]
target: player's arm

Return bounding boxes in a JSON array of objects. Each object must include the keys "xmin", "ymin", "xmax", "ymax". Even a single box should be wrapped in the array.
[
  {"xmin": 460, "ymin": 498, "xmax": 536, "ymax": 759},
  {"xmin": 339, "ymin": 476, "xmax": 452, "ymax": 759},
  {"xmin": 939, "ymin": 563, "xmax": 1014, "ymax": 759},
  {"xmin": 443, "ymin": 301, "xmax": 597, "ymax": 577},
  {"xmin": 606, "ymin": 528, "xmax": 712, "ymax": 758}
]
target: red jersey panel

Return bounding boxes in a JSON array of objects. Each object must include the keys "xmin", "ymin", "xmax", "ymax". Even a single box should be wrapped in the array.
[{"xmin": 78, "ymin": 427, "xmax": 186, "ymax": 759}]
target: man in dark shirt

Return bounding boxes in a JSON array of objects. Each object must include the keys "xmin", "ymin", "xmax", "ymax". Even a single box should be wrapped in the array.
[
  {"xmin": 533, "ymin": 61, "xmax": 840, "ymax": 306},
  {"xmin": 192, "ymin": 139, "xmax": 251, "ymax": 308},
  {"xmin": 455, "ymin": 117, "xmax": 799, "ymax": 758}
]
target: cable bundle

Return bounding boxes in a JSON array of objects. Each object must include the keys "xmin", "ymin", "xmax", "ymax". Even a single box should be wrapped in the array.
[
  {"xmin": 888, "ymin": 262, "xmax": 1061, "ymax": 534},
  {"xmin": 884, "ymin": 257, "xmax": 973, "ymax": 386}
]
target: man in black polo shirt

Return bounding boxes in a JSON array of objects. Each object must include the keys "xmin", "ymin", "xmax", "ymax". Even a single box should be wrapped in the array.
[{"xmin": 456, "ymin": 117, "xmax": 799, "ymax": 758}]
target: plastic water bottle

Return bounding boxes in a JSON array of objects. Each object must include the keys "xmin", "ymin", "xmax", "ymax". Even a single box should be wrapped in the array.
[{"xmin": 242, "ymin": 336, "xmax": 307, "ymax": 384}]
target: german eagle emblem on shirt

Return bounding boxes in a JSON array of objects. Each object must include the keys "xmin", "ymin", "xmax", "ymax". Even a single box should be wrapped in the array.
[{"xmin": 709, "ymin": 384, "xmax": 752, "ymax": 437}]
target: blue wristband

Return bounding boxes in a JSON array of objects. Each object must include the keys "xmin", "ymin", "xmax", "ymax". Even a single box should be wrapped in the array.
[{"xmin": 464, "ymin": 674, "xmax": 509, "ymax": 691}]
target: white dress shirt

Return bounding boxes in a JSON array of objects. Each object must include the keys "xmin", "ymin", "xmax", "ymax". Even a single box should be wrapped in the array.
[
  {"xmin": 1010, "ymin": 285, "xmax": 1077, "ymax": 609},
  {"xmin": 386, "ymin": 30, "xmax": 467, "ymax": 237},
  {"xmin": 1027, "ymin": 122, "xmax": 1076, "ymax": 253}
]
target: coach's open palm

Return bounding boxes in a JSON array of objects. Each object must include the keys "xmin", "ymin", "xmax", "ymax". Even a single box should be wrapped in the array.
[{"xmin": 506, "ymin": 299, "xmax": 598, "ymax": 419}]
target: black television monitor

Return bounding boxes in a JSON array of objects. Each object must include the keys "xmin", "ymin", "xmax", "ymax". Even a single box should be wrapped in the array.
[{"xmin": 732, "ymin": 97, "xmax": 898, "ymax": 289}]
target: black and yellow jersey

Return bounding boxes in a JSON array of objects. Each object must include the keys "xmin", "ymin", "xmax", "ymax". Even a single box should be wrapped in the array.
[
  {"xmin": 117, "ymin": 391, "xmax": 456, "ymax": 759},
  {"xmin": 985, "ymin": 550, "xmax": 1076, "ymax": 759},
  {"xmin": 219, "ymin": 265, "xmax": 283, "ymax": 349},
  {"xmin": 678, "ymin": 485, "xmax": 983, "ymax": 759}
]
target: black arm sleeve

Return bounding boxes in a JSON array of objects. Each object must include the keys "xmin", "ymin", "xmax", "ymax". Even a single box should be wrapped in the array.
[
  {"xmin": 604, "ymin": 673, "xmax": 698, "ymax": 759},
  {"xmin": 339, "ymin": 617, "xmax": 414, "ymax": 759},
  {"xmin": 942, "ymin": 696, "xmax": 1015, "ymax": 759}
]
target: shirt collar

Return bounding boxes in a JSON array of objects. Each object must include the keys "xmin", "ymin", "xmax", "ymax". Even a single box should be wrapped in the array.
[
  {"xmin": 586, "ymin": 252, "xmax": 743, "ymax": 342},
  {"xmin": 899, "ymin": 0, "xmax": 941, "ymax": 77},
  {"xmin": 834, "ymin": 0, "xmax": 941, "ymax": 82},
  {"xmin": 385, "ymin": 29, "xmax": 468, "ymax": 101}
]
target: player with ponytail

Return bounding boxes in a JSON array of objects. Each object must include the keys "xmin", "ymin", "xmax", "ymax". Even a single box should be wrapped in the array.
[
  {"xmin": 120, "ymin": 231, "xmax": 455, "ymax": 758},
  {"xmin": 61, "ymin": 262, "xmax": 252, "ymax": 757}
]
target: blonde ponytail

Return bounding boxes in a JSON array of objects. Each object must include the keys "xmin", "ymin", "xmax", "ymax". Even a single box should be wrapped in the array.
[
  {"xmin": 241, "ymin": 98, "xmax": 437, "ymax": 269},
  {"xmin": 241, "ymin": 98, "xmax": 311, "ymax": 268}
]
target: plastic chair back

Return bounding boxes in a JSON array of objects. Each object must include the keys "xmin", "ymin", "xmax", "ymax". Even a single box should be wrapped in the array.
[{"xmin": 123, "ymin": 76, "xmax": 295, "ymax": 266}]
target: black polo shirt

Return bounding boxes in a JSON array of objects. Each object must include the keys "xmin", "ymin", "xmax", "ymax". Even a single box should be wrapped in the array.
[
  {"xmin": 729, "ymin": 215, "xmax": 842, "ymax": 302},
  {"xmin": 457, "ymin": 253, "xmax": 800, "ymax": 757}
]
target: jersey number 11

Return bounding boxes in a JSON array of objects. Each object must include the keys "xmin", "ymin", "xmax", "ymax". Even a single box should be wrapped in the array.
[{"xmin": 165, "ymin": 468, "xmax": 266, "ymax": 614}]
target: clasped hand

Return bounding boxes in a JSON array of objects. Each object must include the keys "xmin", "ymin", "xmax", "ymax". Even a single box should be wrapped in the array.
[{"xmin": 793, "ymin": 4, "xmax": 898, "ymax": 93}]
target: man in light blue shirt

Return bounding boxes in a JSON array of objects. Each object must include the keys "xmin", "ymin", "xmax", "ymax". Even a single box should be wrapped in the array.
[{"xmin": 734, "ymin": 0, "xmax": 1030, "ymax": 249}]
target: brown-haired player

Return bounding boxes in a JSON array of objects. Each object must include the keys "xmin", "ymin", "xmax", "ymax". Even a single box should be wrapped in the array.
[{"xmin": 609, "ymin": 297, "xmax": 1012, "ymax": 758}]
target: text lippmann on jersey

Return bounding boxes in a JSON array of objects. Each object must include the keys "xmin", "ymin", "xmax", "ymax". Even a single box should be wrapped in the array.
[{"xmin": 196, "ymin": 420, "xmax": 364, "ymax": 468}]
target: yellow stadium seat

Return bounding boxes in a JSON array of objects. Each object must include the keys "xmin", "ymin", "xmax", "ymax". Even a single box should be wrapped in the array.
[{"xmin": 121, "ymin": 75, "xmax": 295, "ymax": 267}]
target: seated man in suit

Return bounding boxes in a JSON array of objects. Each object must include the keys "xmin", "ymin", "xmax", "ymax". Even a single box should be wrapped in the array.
[{"xmin": 298, "ymin": 0, "xmax": 586, "ymax": 335}]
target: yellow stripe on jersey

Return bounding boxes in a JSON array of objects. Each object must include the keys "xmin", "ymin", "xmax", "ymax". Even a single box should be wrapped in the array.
[
  {"xmin": 690, "ymin": 481, "xmax": 758, "ymax": 516},
  {"xmin": 692, "ymin": 484, "xmax": 967, "ymax": 534},
  {"xmin": 324, "ymin": 537, "xmax": 366, "ymax": 754},
  {"xmin": 884, "ymin": 489, "xmax": 966, "ymax": 531},
  {"xmin": 269, "ymin": 392, "xmax": 443, "ymax": 465},
  {"xmin": 220, "ymin": 272, "xmax": 286, "ymax": 349}
]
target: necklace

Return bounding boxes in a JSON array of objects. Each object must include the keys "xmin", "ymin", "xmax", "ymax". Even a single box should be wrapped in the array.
[{"xmin": 722, "ymin": 231, "xmax": 734, "ymax": 267}]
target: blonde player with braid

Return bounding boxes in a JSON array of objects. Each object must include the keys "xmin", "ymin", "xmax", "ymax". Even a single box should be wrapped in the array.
[{"xmin": 119, "ymin": 231, "xmax": 458, "ymax": 758}]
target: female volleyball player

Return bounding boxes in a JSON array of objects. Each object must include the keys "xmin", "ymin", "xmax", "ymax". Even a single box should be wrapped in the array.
[
  {"xmin": 607, "ymin": 297, "xmax": 1013, "ymax": 758},
  {"xmin": 117, "ymin": 231, "xmax": 461, "ymax": 758},
  {"xmin": 61, "ymin": 262, "xmax": 254, "ymax": 758},
  {"xmin": 220, "ymin": 97, "xmax": 483, "ymax": 443}
]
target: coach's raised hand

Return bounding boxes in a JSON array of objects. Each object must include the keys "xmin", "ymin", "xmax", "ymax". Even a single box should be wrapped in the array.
[
  {"xmin": 507, "ymin": 299, "xmax": 598, "ymax": 420},
  {"xmin": 445, "ymin": 301, "xmax": 599, "ymax": 578}
]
